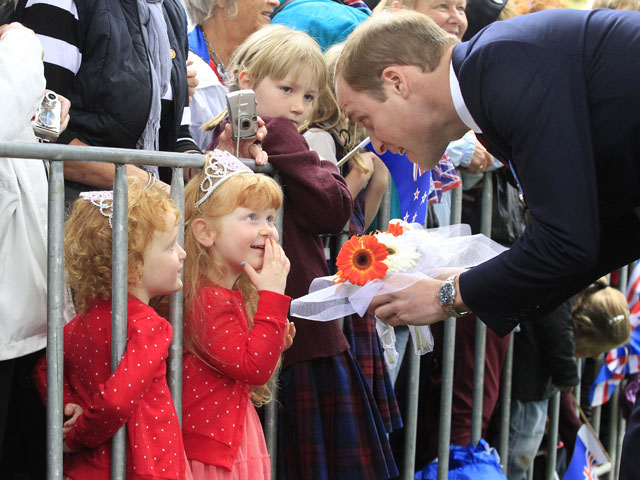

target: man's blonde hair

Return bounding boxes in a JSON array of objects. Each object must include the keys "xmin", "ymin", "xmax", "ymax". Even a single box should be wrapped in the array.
[{"xmin": 336, "ymin": 10, "xmax": 458, "ymax": 101}]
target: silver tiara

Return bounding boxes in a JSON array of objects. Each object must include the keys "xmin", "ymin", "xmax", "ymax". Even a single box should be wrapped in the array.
[
  {"xmin": 196, "ymin": 149, "xmax": 253, "ymax": 208},
  {"xmin": 79, "ymin": 190, "xmax": 114, "ymax": 228}
]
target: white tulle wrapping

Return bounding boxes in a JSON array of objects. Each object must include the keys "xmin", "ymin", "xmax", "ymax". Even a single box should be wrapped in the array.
[{"xmin": 290, "ymin": 224, "xmax": 509, "ymax": 363}]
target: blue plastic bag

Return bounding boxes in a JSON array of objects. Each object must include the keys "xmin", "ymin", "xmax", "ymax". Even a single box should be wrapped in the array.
[{"xmin": 415, "ymin": 439, "xmax": 507, "ymax": 480}]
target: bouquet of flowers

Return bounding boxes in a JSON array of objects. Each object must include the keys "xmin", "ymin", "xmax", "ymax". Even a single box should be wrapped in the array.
[{"xmin": 290, "ymin": 220, "xmax": 508, "ymax": 369}]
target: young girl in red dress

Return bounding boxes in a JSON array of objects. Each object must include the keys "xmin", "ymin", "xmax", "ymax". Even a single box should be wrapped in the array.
[
  {"xmin": 181, "ymin": 150, "xmax": 295, "ymax": 480},
  {"xmin": 34, "ymin": 178, "xmax": 191, "ymax": 480}
]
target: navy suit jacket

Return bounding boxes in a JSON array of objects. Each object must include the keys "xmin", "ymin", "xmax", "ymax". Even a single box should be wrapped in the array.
[{"xmin": 452, "ymin": 8, "xmax": 640, "ymax": 336}]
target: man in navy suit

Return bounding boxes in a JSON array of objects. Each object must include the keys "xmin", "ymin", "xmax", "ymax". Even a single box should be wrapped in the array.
[{"xmin": 335, "ymin": 8, "xmax": 640, "ymax": 477}]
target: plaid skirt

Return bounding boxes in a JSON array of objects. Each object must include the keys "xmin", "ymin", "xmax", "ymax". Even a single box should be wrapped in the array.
[
  {"xmin": 276, "ymin": 350, "xmax": 399, "ymax": 480},
  {"xmin": 343, "ymin": 312, "xmax": 403, "ymax": 434}
]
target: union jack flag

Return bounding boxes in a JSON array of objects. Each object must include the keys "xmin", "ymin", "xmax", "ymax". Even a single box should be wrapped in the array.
[
  {"xmin": 427, "ymin": 152, "xmax": 462, "ymax": 204},
  {"xmin": 589, "ymin": 345, "xmax": 639, "ymax": 406},
  {"xmin": 563, "ymin": 424, "xmax": 608, "ymax": 480},
  {"xmin": 363, "ymin": 139, "xmax": 431, "ymax": 225}
]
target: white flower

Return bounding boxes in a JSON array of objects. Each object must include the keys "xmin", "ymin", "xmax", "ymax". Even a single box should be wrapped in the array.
[{"xmin": 375, "ymin": 232, "xmax": 420, "ymax": 273}]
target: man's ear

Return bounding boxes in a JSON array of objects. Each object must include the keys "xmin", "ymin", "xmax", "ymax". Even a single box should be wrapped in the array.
[
  {"xmin": 191, "ymin": 218, "xmax": 215, "ymax": 247},
  {"xmin": 381, "ymin": 66, "xmax": 409, "ymax": 98},
  {"xmin": 238, "ymin": 71, "xmax": 253, "ymax": 90}
]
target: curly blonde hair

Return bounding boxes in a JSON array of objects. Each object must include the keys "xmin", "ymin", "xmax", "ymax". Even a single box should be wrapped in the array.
[
  {"xmin": 184, "ymin": 163, "xmax": 284, "ymax": 406},
  {"xmin": 572, "ymin": 277, "xmax": 631, "ymax": 358},
  {"xmin": 64, "ymin": 178, "xmax": 179, "ymax": 313}
]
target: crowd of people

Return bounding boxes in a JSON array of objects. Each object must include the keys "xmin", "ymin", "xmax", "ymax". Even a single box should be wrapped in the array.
[{"xmin": 1, "ymin": 0, "xmax": 640, "ymax": 479}]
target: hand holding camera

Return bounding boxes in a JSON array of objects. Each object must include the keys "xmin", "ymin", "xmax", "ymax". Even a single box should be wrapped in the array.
[{"xmin": 219, "ymin": 89, "xmax": 268, "ymax": 165}]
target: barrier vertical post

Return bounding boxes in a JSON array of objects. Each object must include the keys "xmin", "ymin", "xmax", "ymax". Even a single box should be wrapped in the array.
[
  {"xmin": 498, "ymin": 333, "xmax": 514, "ymax": 472},
  {"xmin": 110, "ymin": 165, "xmax": 129, "ymax": 480},
  {"xmin": 545, "ymin": 391, "xmax": 560, "ymax": 480},
  {"xmin": 266, "ymin": 173, "xmax": 285, "ymax": 479},
  {"xmin": 46, "ymin": 160, "xmax": 65, "ymax": 480},
  {"xmin": 437, "ymin": 185, "xmax": 462, "ymax": 480},
  {"xmin": 471, "ymin": 172, "xmax": 493, "ymax": 445},
  {"xmin": 168, "ymin": 168, "xmax": 185, "ymax": 423}
]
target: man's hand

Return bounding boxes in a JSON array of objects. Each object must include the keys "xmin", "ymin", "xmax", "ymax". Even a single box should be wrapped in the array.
[
  {"xmin": 217, "ymin": 116, "xmax": 268, "ymax": 166},
  {"xmin": 370, "ymin": 278, "xmax": 449, "ymax": 326}
]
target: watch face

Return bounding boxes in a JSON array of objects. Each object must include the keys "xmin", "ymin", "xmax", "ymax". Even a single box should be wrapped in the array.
[{"xmin": 438, "ymin": 282, "xmax": 454, "ymax": 304}]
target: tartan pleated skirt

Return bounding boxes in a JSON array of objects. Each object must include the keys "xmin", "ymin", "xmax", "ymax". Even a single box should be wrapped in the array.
[
  {"xmin": 343, "ymin": 312, "xmax": 403, "ymax": 434},
  {"xmin": 276, "ymin": 350, "xmax": 399, "ymax": 480}
]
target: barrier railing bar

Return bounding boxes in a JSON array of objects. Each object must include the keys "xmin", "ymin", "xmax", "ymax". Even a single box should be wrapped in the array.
[
  {"xmin": 545, "ymin": 391, "xmax": 560, "ymax": 480},
  {"xmin": 437, "ymin": 185, "xmax": 462, "ymax": 480},
  {"xmin": 471, "ymin": 172, "xmax": 493, "ymax": 445},
  {"xmin": 110, "ymin": 164, "xmax": 129, "ymax": 480},
  {"xmin": 0, "ymin": 141, "xmax": 206, "ymax": 168},
  {"xmin": 168, "ymin": 168, "xmax": 186, "ymax": 424},
  {"xmin": 46, "ymin": 160, "xmax": 65, "ymax": 480}
]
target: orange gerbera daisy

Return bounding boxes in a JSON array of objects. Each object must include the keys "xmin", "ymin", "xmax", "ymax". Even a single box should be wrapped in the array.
[
  {"xmin": 387, "ymin": 222, "xmax": 404, "ymax": 237},
  {"xmin": 335, "ymin": 235, "xmax": 388, "ymax": 286}
]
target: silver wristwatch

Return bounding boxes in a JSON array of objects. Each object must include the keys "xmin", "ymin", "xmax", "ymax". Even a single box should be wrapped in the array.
[{"xmin": 437, "ymin": 274, "xmax": 469, "ymax": 318}]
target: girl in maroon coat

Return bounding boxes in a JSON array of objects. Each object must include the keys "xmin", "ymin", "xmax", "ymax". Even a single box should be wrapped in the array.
[
  {"xmin": 213, "ymin": 25, "xmax": 398, "ymax": 479},
  {"xmin": 182, "ymin": 151, "xmax": 295, "ymax": 480}
]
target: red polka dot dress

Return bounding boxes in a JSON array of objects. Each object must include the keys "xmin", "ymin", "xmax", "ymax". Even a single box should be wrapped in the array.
[
  {"xmin": 34, "ymin": 296, "xmax": 190, "ymax": 480},
  {"xmin": 182, "ymin": 286, "xmax": 290, "ymax": 478}
]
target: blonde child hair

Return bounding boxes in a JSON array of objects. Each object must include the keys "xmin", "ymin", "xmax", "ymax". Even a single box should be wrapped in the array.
[
  {"xmin": 572, "ymin": 277, "xmax": 631, "ymax": 358},
  {"xmin": 183, "ymin": 160, "xmax": 284, "ymax": 405},
  {"xmin": 227, "ymin": 24, "xmax": 327, "ymax": 98},
  {"xmin": 64, "ymin": 178, "xmax": 179, "ymax": 314},
  {"xmin": 202, "ymin": 25, "xmax": 328, "ymax": 132}
]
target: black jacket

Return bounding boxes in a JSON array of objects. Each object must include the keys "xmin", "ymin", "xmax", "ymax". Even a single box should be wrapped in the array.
[
  {"xmin": 511, "ymin": 299, "xmax": 579, "ymax": 401},
  {"xmin": 17, "ymin": 0, "xmax": 193, "ymax": 152}
]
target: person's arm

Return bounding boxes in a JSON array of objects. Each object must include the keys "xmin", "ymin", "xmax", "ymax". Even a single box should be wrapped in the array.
[
  {"xmin": 458, "ymin": 41, "xmax": 602, "ymax": 335},
  {"xmin": 194, "ymin": 288, "xmax": 289, "ymax": 386},
  {"xmin": 64, "ymin": 314, "xmax": 172, "ymax": 451},
  {"xmin": 0, "ymin": 23, "xmax": 45, "ymax": 141},
  {"xmin": 262, "ymin": 117, "xmax": 353, "ymax": 234},
  {"xmin": 537, "ymin": 299, "xmax": 580, "ymax": 389},
  {"xmin": 16, "ymin": 0, "xmax": 81, "ymax": 97}
]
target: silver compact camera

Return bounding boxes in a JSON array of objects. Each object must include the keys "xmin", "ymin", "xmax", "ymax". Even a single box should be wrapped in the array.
[
  {"xmin": 226, "ymin": 89, "xmax": 258, "ymax": 141},
  {"xmin": 32, "ymin": 91, "xmax": 61, "ymax": 142}
]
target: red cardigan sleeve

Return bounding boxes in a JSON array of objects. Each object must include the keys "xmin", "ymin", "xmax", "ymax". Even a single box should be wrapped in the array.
[
  {"xmin": 65, "ymin": 313, "xmax": 172, "ymax": 451},
  {"xmin": 191, "ymin": 289, "xmax": 290, "ymax": 386}
]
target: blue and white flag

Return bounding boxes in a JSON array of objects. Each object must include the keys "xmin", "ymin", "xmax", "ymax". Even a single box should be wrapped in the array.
[
  {"xmin": 563, "ymin": 424, "xmax": 609, "ymax": 480},
  {"xmin": 360, "ymin": 138, "xmax": 431, "ymax": 225}
]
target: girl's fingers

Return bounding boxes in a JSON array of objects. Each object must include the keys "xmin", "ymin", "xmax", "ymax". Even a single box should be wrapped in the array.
[{"xmin": 242, "ymin": 261, "xmax": 259, "ymax": 287}]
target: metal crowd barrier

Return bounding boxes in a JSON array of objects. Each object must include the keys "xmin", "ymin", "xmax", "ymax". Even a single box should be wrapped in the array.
[{"xmin": 0, "ymin": 140, "xmax": 631, "ymax": 480}]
